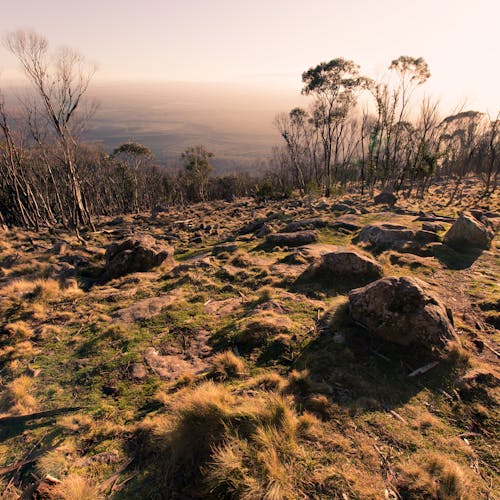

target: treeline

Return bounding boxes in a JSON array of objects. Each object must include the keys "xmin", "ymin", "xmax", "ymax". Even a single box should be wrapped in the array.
[
  {"xmin": 0, "ymin": 31, "xmax": 498, "ymax": 232},
  {"xmin": 271, "ymin": 57, "xmax": 499, "ymax": 200}
]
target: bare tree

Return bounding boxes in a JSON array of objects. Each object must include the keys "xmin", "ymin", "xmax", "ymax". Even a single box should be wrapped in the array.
[{"xmin": 5, "ymin": 30, "xmax": 96, "ymax": 232}]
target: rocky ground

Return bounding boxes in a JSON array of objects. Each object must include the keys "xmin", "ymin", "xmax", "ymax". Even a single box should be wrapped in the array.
[{"xmin": 0, "ymin": 182, "xmax": 499, "ymax": 499}]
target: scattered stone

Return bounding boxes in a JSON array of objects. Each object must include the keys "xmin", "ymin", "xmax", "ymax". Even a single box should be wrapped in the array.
[
  {"xmin": 256, "ymin": 222, "xmax": 274, "ymax": 237},
  {"xmin": 104, "ymin": 235, "xmax": 174, "ymax": 279},
  {"xmin": 444, "ymin": 212, "xmax": 495, "ymax": 250},
  {"xmin": 331, "ymin": 203, "xmax": 359, "ymax": 214},
  {"xmin": 415, "ymin": 230, "xmax": 441, "ymax": 244},
  {"xmin": 314, "ymin": 248, "xmax": 383, "ymax": 284},
  {"xmin": 240, "ymin": 216, "xmax": 277, "ymax": 235},
  {"xmin": 349, "ymin": 276, "xmax": 456, "ymax": 349},
  {"xmin": 358, "ymin": 224, "xmax": 415, "ymax": 249},
  {"xmin": 112, "ymin": 292, "xmax": 181, "ymax": 323},
  {"xmin": 130, "ymin": 362, "xmax": 148, "ymax": 380},
  {"xmin": 213, "ymin": 243, "xmax": 238, "ymax": 255},
  {"xmin": 282, "ymin": 217, "xmax": 328, "ymax": 233},
  {"xmin": 422, "ymin": 222, "xmax": 445, "ymax": 233},
  {"xmin": 266, "ymin": 231, "xmax": 318, "ymax": 248},
  {"xmin": 374, "ymin": 191, "xmax": 397, "ymax": 206},
  {"xmin": 144, "ymin": 346, "xmax": 208, "ymax": 379}
]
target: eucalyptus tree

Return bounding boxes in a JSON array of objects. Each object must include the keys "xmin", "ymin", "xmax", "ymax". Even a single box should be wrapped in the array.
[
  {"xmin": 5, "ymin": 30, "xmax": 96, "ymax": 232},
  {"xmin": 181, "ymin": 145, "xmax": 213, "ymax": 202},
  {"xmin": 112, "ymin": 142, "xmax": 154, "ymax": 212},
  {"xmin": 301, "ymin": 58, "xmax": 369, "ymax": 195}
]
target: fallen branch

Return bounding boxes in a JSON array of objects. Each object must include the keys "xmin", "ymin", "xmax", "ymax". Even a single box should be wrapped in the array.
[
  {"xmin": 408, "ymin": 361, "xmax": 439, "ymax": 377},
  {"xmin": 0, "ymin": 407, "xmax": 82, "ymax": 426}
]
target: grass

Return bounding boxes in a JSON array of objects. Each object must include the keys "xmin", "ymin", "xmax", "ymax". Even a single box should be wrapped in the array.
[{"xmin": 0, "ymin": 189, "xmax": 498, "ymax": 499}]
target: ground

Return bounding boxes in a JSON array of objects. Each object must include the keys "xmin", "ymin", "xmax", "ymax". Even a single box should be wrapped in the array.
[{"xmin": 0, "ymin": 182, "xmax": 498, "ymax": 499}]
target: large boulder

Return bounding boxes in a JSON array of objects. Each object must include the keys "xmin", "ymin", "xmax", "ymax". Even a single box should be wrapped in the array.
[
  {"xmin": 266, "ymin": 231, "xmax": 318, "ymax": 248},
  {"xmin": 443, "ymin": 212, "xmax": 495, "ymax": 250},
  {"xmin": 358, "ymin": 223, "xmax": 415, "ymax": 249},
  {"xmin": 374, "ymin": 191, "xmax": 397, "ymax": 206},
  {"xmin": 105, "ymin": 235, "xmax": 174, "ymax": 279},
  {"xmin": 315, "ymin": 248, "xmax": 383, "ymax": 284},
  {"xmin": 349, "ymin": 276, "xmax": 456, "ymax": 349}
]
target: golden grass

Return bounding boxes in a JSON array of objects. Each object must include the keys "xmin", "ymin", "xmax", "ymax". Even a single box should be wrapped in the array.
[
  {"xmin": 0, "ymin": 375, "xmax": 37, "ymax": 415},
  {"xmin": 208, "ymin": 350, "xmax": 247, "ymax": 380},
  {"xmin": 53, "ymin": 474, "xmax": 102, "ymax": 500},
  {"xmin": 396, "ymin": 451, "xmax": 472, "ymax": 499}
]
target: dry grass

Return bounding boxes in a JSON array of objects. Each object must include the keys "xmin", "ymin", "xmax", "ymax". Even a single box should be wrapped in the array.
[
  {"xmin": 135, "ymin": 381, "xmax": 321, "ymax": 498},
  {"xmin": 0, "ymin": 375, "xmax": 37, "ymax": 415},
  {"xmin": 208, "ymin": 350, "xmax": 247, "ymax": 380},
  {"xmin": 53, "ymin": 474, "xmax": 102, "ymax": 500},
  {"xmin": 396, "ymin": 452, "xmax": 472, "ymax": 499},
  {"xmin": 3, "ymin": 320, "xmax": 34, "ymax": 339},
  {"xmin": 0, "ymin": 277, "xmax": 81, "ymax": 303}
]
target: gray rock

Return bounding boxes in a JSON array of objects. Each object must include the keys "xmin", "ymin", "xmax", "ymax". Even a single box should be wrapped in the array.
[
  {"xmin": 374, "ymin": 191, "xmax": 397, "ymax": 206},
  {"xmin": 282, "ymin": 218, "xmax": 328, "ymax": 233},
  {"xmin": 415, "ymin": 230, "xmax": 441, "ymax": 244},
  {"xmin": 316, "ymin": 249, "xmax": 383, "ymax": 284},
  {"xmin": 422, "ymin": 222, "xmax": 445, "ymax": 233},
  {"xmin": 444, "ymin": 212, "xmax": 495, "ymax": 250},
  {"xmin": 105, "ymin": 235, "xmax": 174, "ymax": 279},
  {"xmin": 349, "ymin": 276, "xmax": 456, "ymax": 349},
  {"xmin": 358, "ymin": 224, "xmax": 415, "ymax": 249},
  {"xmin": 130, "ymin": 363, "xmax": 148, "ymax": 380},
  {"xmin": 266, "ymin": 231, "xmax": 318, "ymax": 248}
]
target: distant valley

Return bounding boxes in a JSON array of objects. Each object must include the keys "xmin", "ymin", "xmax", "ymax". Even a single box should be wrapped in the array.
[{"xmin": 84, "ymin": 81, "xmax": 302, "ymax": 173}]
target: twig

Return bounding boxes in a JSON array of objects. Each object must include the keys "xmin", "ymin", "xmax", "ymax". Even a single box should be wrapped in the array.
[
  {"xmin": 389, "ymin": 410, "xmax": 407, "ymax": 424},
  {"xmin": 408, "ymin": 361, "xmax": 439, "ymax": 377}
]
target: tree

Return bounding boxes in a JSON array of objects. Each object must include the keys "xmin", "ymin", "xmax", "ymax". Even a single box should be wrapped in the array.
[
  {"xmin": 181, "ymin": 145, "xmax": 213, "ymax": 202},
  {"xmin": 5, "ymin": 30, "xmax": 96, "ymax": 232},
  {"xmin": 112, "ymin": 142, "xmax": 153, "ymax": 212},
  {"xmin": 301, "ymin": 58, "xmax": 368, "ymax": 195}
]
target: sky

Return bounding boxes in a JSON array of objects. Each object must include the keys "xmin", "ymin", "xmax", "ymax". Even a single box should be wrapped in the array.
[{"xmin": 0, "ymin": 0, "xmax": 498, "ymax": 114}]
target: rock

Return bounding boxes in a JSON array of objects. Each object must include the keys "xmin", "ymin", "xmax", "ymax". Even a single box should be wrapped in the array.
[
  {"xmin": 331, "ymin": 203, "xmax": 359, "ymax": 214},
  {"xmin": 358, "ymin": 224, "xmax": 415, "ymax": 249},
  {"xmin": 282, "ymin": 218, "xmax": 328, "ymax": 233},
  {"xmin": 331, "ymin": 220, "xmax": 362, "ymax": 233},
  {"xmin": 415, "ymin": 230, "xmax": 441, "ymax": 244},
  {"xmin": 266, "ymin": 231, "xmax": 318, "ymax": 248},
  {"xmin": 104, "ymin": 235, "xmax": 174, "ymax": 279},
  {"xmin": 315, "ymin": 248, "xmax": 383, "ymax": 284},
  {"xmin": 422, "ymin": 222, "xmax": 445, "ymax": 233},
  {"xmin": 349, "ymin": 276, "xmax": 456, "ymax": 349},
  {"xmin": 239, "ymin": 216, "xmax": 277, "ymax": 235},
  {"xmin": 256, "ymin": 222, "xmax": 274, "ymax": 237},
  {"xmin": 130, "ymin": 362, "xmax": 148, "ymax": 380},
  {"xmin": 444, "ymin": 212, "xmax": 495, "ymax": 250},
  {"xmin": 213, "ymin": 243, "xmax": 238, "ymax": 255},
  {"xmin": 374, "ymin": 191, "xmax": 397, "ymax": 206},
  {"xmin": 112, "ymin": 292, "xmax": 181, "ymax": 323}
]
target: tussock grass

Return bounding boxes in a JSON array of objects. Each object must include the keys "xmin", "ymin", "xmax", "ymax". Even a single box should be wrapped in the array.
[
  {"xmin": 134, "ymin": 381, "xmax": 320, "ymax": 498},
  {"xmin": 208, "ymin": 350, "xmax": 247, "ymax": 380},
  {"xmin": 53, "ymin": 474, "xmax": 102, "ymax": 500},
  {"xmin": 0, "ymin": 375, "xmax": 37, "ymax": 415},
  {"xmin": 396, "ymin": 452, "xmax": 472, "ymax": 499}
]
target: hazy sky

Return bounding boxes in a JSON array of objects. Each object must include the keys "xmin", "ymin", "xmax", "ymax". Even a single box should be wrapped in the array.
[{"xmin": 0, "ymin": 0, "xmax": 498, "ymax": 113}]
